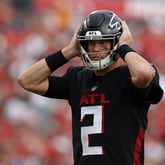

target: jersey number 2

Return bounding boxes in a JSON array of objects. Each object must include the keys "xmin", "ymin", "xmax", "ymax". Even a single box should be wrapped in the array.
[{"xmin": 80, "ymin": 105, "xmax": 104, "ymax": 156}]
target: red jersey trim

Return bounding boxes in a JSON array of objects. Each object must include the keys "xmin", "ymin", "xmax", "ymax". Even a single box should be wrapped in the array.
[{"xmin": 133, "ymin": 128, "xmax": 144, "ymax": 165}]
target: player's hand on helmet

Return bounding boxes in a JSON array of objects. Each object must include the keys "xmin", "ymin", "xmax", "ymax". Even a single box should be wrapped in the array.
[
  {"xmin": 69, "ymin": 27, "xmax": 80, "ymax": 55},
  {"xmin": 62, "ymin": 27, "xmax": 80, "ymax": 60},
  {"xmin": 118, "ymin": 21, "xmax": 133, "ymax": 47}
]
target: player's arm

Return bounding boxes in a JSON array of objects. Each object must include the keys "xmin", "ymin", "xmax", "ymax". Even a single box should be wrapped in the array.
[
  {"xmin": 118, "ymin": 21, "xmax": 155, "ymax": 89},
  {"xmin": 18, "ymin": 28, "xmax": 80, "ymax": 95},
  {"xmin": 18, "ymin": 59, "xmax": 51, "ymax": 95}
]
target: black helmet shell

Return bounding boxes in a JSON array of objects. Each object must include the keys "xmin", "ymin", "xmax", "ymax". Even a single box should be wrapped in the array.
[{"xmin": 79, "ymin": 10, "xmax": 122, "ymax": 38}]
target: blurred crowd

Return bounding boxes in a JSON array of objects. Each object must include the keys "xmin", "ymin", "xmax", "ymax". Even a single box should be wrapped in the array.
[{"xmin": 0, "ymin": 0, "xmax": 164, "ymax": 165}]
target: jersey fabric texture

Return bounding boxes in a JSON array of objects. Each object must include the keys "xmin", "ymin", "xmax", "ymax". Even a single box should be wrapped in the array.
[{"xmin": 44, "ymin": 65, "xmax": 163, "ymax": 165}]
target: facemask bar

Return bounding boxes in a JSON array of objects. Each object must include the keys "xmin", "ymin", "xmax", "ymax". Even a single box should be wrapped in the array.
[
  {"xmin": 80, "ymin": 46, "xmax": 115, "ymax": 70},
  {"xmin": 77, "ymin": 34, "xmax": 120, "ymax": 70}
]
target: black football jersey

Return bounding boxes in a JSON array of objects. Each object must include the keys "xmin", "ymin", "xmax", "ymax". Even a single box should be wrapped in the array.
[{"xmin": 44, "ymin": 65, "xmax": 163, "ymax": 165}]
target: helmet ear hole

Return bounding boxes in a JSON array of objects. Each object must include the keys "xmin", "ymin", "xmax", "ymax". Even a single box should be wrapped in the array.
[{"xmin": 80, "ymin": 41, "xmax": 88, "ymax": 52}]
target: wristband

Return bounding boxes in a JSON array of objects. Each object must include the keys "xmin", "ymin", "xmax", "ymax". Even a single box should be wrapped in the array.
[
  {"xmin": 45, "ymin": 50, "xmax": 68, "ymax": 71},
  {"xmin": 118, "ymin": 44, "xmax": 136, "ymax": 60}
]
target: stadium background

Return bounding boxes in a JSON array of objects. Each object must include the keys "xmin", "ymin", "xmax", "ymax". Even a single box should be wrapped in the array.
[{"xmin": 0, "ymin": 0, "xmax": 164, "ymax": 164}]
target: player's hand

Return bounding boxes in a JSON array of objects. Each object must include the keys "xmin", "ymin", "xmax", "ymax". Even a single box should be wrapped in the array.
[
  {"xmin": 118, "ymin": 21, "xmax": 133, "ymax": 47},
  {"xmin": 69, "ymin": 27, "xmax": 80, "ymax": 55},
  {"xmin": 62, "ymin": 27, "xmax": 80, "ymax": 60}
]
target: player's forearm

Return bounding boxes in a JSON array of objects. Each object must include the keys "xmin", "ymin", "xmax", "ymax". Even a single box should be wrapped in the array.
[
  {"xmin": 118, "ymin": 21, "xmax": 155, "ymax": 88},
  {"xmin": 124, "ymin": 51, "xmax": 155, "ymax": 88},
  {"xmin": 62, "ymin": 46, "xmax": 78, "ymax": 60}
]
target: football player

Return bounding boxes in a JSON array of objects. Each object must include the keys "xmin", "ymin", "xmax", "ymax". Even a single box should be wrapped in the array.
[{"xmin": 18, "ymin": 10, "xmax": 163, "ymax": 165}]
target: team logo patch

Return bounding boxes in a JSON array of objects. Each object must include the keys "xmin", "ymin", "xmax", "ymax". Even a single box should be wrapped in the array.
[
  {"xmin": 108, "ymin": 14, "xmax": 121, "ymax": 30},
  {"xmin": 91, "ymin": 85, "xmax": 99, "ymax": 91}
]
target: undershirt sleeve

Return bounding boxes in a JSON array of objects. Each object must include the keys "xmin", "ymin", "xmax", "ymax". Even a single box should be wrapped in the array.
[
  {"xmin": 144, "ymin": 68, "xmax": 163, "ymax": 104},
  {"xmin": 131, "ymin": 66, "xmax": 163, "ymax": 104},
  {"xmin": 44, "ymin": 76, "xmax": 69, "ymax": 99}
]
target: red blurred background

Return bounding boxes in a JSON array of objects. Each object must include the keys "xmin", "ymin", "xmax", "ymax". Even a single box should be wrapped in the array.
[{"xmin": 0, "ymin": 0, "xmax": 164, "ymax": 164}]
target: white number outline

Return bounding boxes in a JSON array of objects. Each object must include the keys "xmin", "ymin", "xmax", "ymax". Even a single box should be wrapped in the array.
[{"xmin": 80, "ymin": 105, "xmax": 104, "ymax": 156}]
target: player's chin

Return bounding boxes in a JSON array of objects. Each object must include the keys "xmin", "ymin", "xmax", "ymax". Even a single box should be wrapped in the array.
[{"xmin": 90, "ymin": 57, "xmax": 101, "ymax": 61}]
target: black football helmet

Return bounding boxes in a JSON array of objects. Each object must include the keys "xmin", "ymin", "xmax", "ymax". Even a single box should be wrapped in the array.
[{"xmin": 77, "ymin": 10, "xmax": 122, "ymax": 70}]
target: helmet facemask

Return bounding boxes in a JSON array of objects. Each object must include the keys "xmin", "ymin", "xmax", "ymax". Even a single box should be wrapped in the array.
[{"xmin": 78, "ymin": 33, "xmax": 121, "ymax": 70}]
